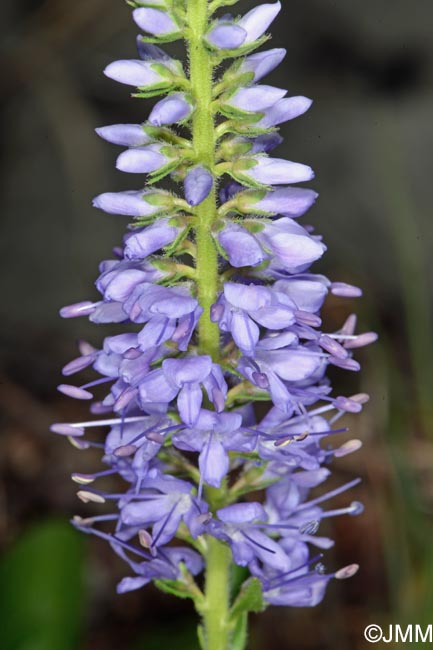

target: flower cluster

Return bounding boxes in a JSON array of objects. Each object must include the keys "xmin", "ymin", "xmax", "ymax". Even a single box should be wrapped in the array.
[{"xmin": 54, "ymin": 0, "xmax": 376, "ymax": 616}]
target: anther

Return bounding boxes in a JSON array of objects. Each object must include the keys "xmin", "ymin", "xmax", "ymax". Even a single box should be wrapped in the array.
[
  {"xmin": 77, "ymin": 490, "xmax": 106, "ymax": 504},
  {"xmin": 335, "ymin": 563, "xmax": 359, "ymax": 580},
  {"xmin": 333, "ymin": 439, "xmax": 362, "ymax": 458}
]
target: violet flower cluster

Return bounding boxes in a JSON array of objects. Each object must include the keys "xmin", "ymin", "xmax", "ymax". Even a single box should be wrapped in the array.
[{"xmin": 53, "ymin": 0, "xmax": 376, "ymax": 613}]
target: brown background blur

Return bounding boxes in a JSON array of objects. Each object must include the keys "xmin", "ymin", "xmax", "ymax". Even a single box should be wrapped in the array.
[{"xmin": 1, "ymin": 1, "xmax": 433, "ymax": 649}]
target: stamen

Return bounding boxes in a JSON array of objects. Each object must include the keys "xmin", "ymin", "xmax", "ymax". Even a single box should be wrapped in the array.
[
  {"xmin": 252, "ymin": 371, "xmax": 269, "ymax": 389},
  {"xmin": 294, "ymin": 478, "xmax": 361, "ymax": 512},
  {"xmin": 253, "ymin": 426, "xmax": 347, "ymax": 445},
  {"xmin": 114, "ymin": 444, "xmax": 138, "ymax": 457},
  {"xmin": 138, "ymin": 529, "xmax": 153, "ymax": 549},
  {"xmin": 151, "ymin": 501, "xmax": 179, "ymax": 549},
  {"xmin": 299, "ymin": 520, "xmax": 320, "ymax": 535},
  {"xmin": 329, "ymin": 357, "xmax": 360, "ymax": 372},
  {"xmin": 68, "ymin": 437, "xmax": 91, "ymax": 450},
  {"xmin": 91, "ymin": 402, "xmax": 113, "ymax": 414},
  {"xmin": 335, "ymin": 563, "xmax": 359, "ymax": 579},
  {"xmin": 78, "ymin": 339, "xmax": 97, "ymax": 356},
  {"xmin": 344, "ymin": 332, "xmax": 378, "ymax": 349},
  {"xmin": 333, "ymin": 395, "xmax": 363, "ymax": 413},
  {"xmin": 63, "ymin": 416, "xmax": 152, "ymax": 429},
  {"xmin": 333, "ymin": 439, "xmax": 362, "ymax": 458},
  {"xmin": 253, "ymin": 523, "xmax": 298, "ymax": 531},
  {"xmin": 81, "ymin": 377, "xmax": 113, "ymax": 390},
  {"xmin": 77, "ymin": 490, "xmax": 106, "ymax": 504},
  {"xmin": 58, "ymin": 384, "xmax": 93, "ymax": 400},
  {"xmin": 114, "ymin": 387, "xmax": 138, "ymax": 410},
  {"xmin": 319, "ymin": 335, "xmax": 349, "ymax": 359},
  {"xmin": 67, "ymin": 437, "xmax": 104, "ymax": 450},
  {"xmin": 62, "ymin": 354, "xmax": 96, "ymax": 376},
  {"xmin": 198, "ymin": 433, "xmax": 213, "ymax": 499},
  {"xmin": 240, "ymin": 530, "xmax": 276, "ymax": 554},
  {"xmin": 340, "ymin": 313, "xmax": 357, "ymax": 336},
  {"xmin": 127, "ymin": 423, "xmax": 181, "ymax": 449},
  {"xmin": 295, "ymin": 310, "xmax": 322, "ymax": 327},
  {"xmin": 72, "ymin": 514, "xmax": 118, "ymax": 526},
  {"xmin": 266, "ymin": 553, "xmax": 324, "ymax": 588},
  {"xmin": 331, "ymin": 283, "xmax": 362, "ymax": 298},
  {"xmin": 71, "ymin": 523, "xmax": 152, "ymax": 561},
  {"xmin": 72, "ymin": 468, "xmax": 118, "ymax": 484},
  {"xmin": 51, "ymin": 423, "xmax": 85, "ymax": 437},
  {"xmin": 320, "ymin": 501, "xmax": 364, "ymax": 518},
  {"xmin": 60, "ymin": 301, "xmax": 99, "ymax": 318}
]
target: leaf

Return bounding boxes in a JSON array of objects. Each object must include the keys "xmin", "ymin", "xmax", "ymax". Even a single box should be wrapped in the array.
[
  {"xmin": 218, "ymin": 105, "xmax": 264, "ymax": 123},
  {"xmin": 154, "ymin": 578, "xmax": 196, "ymax": 600},
  {"xmin": 231, "ymin": 565, "xmax": 250, "ymax": 600},
  {"xmin": 231, "ymin": 612, "xmax": 248, "ymax": 650},
  {"xmin": 197, "ymin": 624, "xmax": 206, "ymax": 650},
  {"xmin": 147, "ymin": 160, "xmax": 181, "ymax": 184},
  {"xmin": 0, "ymin": 519, "xmax": 84, "ymax": 650},
  {"xmin": 229, "ymin": 577, "xmax": 265, "ymax": 622},
  {"xmin": 139, "ymin": 33, "xmax": 183, "ymax": 45}
]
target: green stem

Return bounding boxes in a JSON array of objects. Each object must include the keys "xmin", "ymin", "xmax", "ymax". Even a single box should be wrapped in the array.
[
  {"xmin": 202, "ymin": 537, "xmax": 233, "ymax": 650},
  {"xmin": 187, "ymin": 0, "xmax": 220, "ymax": 360},
  {"xmin": 186, "ymin": 1, "xmax": 232, "ymax": 649}
]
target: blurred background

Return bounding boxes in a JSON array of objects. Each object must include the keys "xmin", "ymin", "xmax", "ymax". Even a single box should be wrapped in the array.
[{"xmin": 1, "ymin": 0, "xmax": 433, "ymax": 648}]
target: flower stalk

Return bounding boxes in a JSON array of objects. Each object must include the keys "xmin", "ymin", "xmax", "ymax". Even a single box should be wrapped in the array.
[{"xmin": 188, "ymin": 0, "xmax": 220, "ymax": 360}]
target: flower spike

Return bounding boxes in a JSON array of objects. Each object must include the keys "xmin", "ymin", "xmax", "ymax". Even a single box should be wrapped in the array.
[{"xmin": 55, "ymin": 0, "xmax": 375, "ymax": 646}]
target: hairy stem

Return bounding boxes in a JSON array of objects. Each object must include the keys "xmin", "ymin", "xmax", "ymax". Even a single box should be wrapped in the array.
[
  {"xmin": 188, "ymin": 0, "xmax": 220, "ymax": 361},
  {"xmin": 187, "ymin": 1, "xmax": 232, "ymax": 648}
]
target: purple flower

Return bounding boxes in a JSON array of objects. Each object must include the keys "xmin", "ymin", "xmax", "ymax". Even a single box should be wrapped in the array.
[
  {"xmin": 92, "ymin": 190, "xmax": 164, "ymax": 218},
  {"xmin": 184, "ymin": 166, "xmax": 213, "ymax": 206},
  {"xmin": 257, "ymin": 218, "xmax": 326, "ymax": 273},
  {"xmin": 133, "ymin": 8, "xmax": 179, "ymax": 36},
  {"xmin": 120, "ymin": 472, "xmax": 204, "ymax": 548},
  {"xmin": 117, "ymin": 547, "xmax": 204, "ymax": 594},
  {"xmin": 138, "ymin": 356, "xmax": 227, "ymax": 425},
  {"xmin": 239, "ymin": 48, "xmax": 287, "ymax": 82},
  {"xmin": 212, "ymin": 282, "xmax": 296, "ymax": 354},
  {"xmin": 237, "ymin": 2, "xmax": 282, "ymax": 44},
  {"xmin": 96, "ymin": 259, "xmax": 164, "ymax": 303},
  {"xmin": 225, "ymin": 85, "xmax": 287, "ymax": 113},
  {"xmin": 104, "ymin": 60, "xmax": 172, "ymax": 88},
  {"xmin": 209, "ymin": 502, "xmax": 291, "ymax": 571},
  {"xmin": 258, "ymin": 96, "xmax": 313, "ymax": 128},
  {"xmin": 252, "ymin": 187, "xmax": 319, "ymax": 218},
  {"xmin": 57, "ymin": 0, "xmax": 374, "ymax": 614},
  {"xmin": 237, "ymin": 156, "xmax": 314, "ymax": 186},
  {"xmin": 206, "ymin": 1, "xmax": 281, "ymax": 50},
  {"xmin": 124, "ymin": 284, "xmax": 201, "ymax": 351},
  {"xmin": 124, "ymin": 218, "xmax": 181, "ymax": 258},
  {"xmin": 273, "ymin": 276, "xmax": 330, "ymax": 313},
  {"xmin": 116, "ymin": 144, "xmax": 171, "ymax": 174},
  {"xmin": 248, "ymin": 133, "xmax": 283, "ymax": 154},
  {"xmin": 173, "ymin": 410, "xmax": 254, "ymax": 488},
  {"xmin": 206, "ymin": 23, "xmax": 247, "ymax": 50},
  {"xmin": 96, "ymin": 124, "xmax": 151, "ymax": 147},
  {"xmin": 148, "ymin": 93, "xmax": 193, "ymax": 126},
  {"xmin": 217, "ymin": 223, "xmax": 265, "ymax": 268},
  {"xmin": 238, "ymin": 345, "xmax": 325, "ymax": 413}
]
